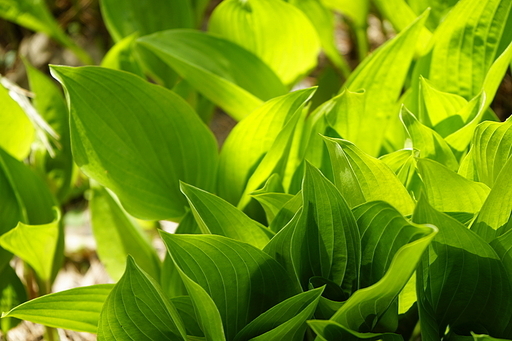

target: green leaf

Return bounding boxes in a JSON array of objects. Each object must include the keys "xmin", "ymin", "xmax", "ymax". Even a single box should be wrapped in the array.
[
  {"xmin": 419, "ymin": 0, "xmax": 512, "ymax": 100},
  {"xmin": 341, "ymin": 11, "xmax": 428, "ymax": 156},
  {"xmin": 264, "ymin": 162, "xmax": 360, "ymax": 294},
  {"xmin": 400, "ymin": 107, "xmax": 459, "ymax": 170},
  {"xmin": 268, "ymin": 191, "xmax": 302, "ymax": 233},
  {"xmin": 209, "ymin": 0, "xmax": 320, "ymax": 85},
  {"xmin": 379, "ymin": 148, "xmax": 422, "ymax": 196},
  {"xmin": 0, "ymin": 0, "xmax": 91, "ymax": 63},
  {"xmin": 89, "ymin": 184, "xmax": 161, "ymax": 281},
  {"xmin": 2, "ymin": 284, "xmax": 113, "ymax": 333},
  {"xmin": 137, "ymin": 29, "xmax": 286, "ymax": 121},
  {"xmin": 170, "ymin": 296, "xmax": 204, "ymax": 337},
  {"xmin": 100, "ymin": 33, "xmax": 145, "ymax": 78},
  {"xmin": 161, "ymin": 233, "xmax": 300, "ymax": 341},
  {"xmin": 472, "ymin": 334, "xmax": 512, "ymax": 341},
  {"xmin": 413, "ymin": 197, "xmax": 512, "ymax": 340},
  {"xmin": 0, "ymin": 266, "xmax": 27, "ymax": 333},
  {"xmin": 470, "ymin": 117, "xmax": 512, "ymax": 187},
  {"xmin": 180, "ymin": 182, "xmax": 272, "ymax": 249},
  {"xmin": 218, "ymin": 88, "xmax": 314, "ymax": 205},
  {"xmin": 98, "ymin": 256, "xmax": 187, "ymax": 341},
  {"xmin": 50, "ymin": 65, "xmax": 218, "ymax": 221},
  {"xmin": 471, "ymin": 156, "xmax": 512, "ymax": 242},
  {"xmin": 326, "ymin": 89, "xmax": 366, "ymax": 146},
  {"xmin": 234, "ymin": 287, "xmax": 324, "ymax": 341},
  {"xmin": 99, "ymin": 0, "xmax": 194, "ymax": 42},
  {"xmin": 0, "ymin": 80, "xmax": 34, "ymax": 160},
  {"xmin": 320, "ymin": 0, "xmax": 369, "ymax": 28},
  {"xmin": 308, "ymin": 320, "xmax": 402, "ymax": 341},
  {"xmin": 24, "ymin": 60, "xmax": 74, "ymax": 203},
  {"xmin": 250, "ymin": 174, "xmax": 292, "ymax": 224},
  {"xmin": 416, "ymin": 158, "xmax": 490, "ymax": 214},
  {"xmin": 324, "ymin": 137, "xmax": 415, "ymax": 216},
  {"xmin": 329, "ymin": 213, "xmax": 435, "ymax": 332}
]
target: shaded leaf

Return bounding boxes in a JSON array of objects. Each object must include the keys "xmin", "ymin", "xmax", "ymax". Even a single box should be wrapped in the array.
[
  {"xmin": 308, "ymin": 320, "xmax": 402, "ymax": 341},
  {"xmin": 0, "ymin": 266, "xmax": 27, "ymax": 333}
]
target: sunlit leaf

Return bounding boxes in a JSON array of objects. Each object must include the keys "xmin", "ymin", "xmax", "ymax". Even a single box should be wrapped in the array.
[{"xmin": 0, "ymin": 266, "xmax": 27, "ymax": 333}]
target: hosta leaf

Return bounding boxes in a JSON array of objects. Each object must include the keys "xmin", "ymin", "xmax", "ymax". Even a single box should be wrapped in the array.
[
  {"xmin": 234, "ymin": 287, "xmax": 324, "ymax": 341},
  {"xmin": 218, "ymin": 88, "xmax": 315, "ymax": 205},
  {"xmin": 0, "ymin": 0, "xmax": 91, "ymax": 63},
  {"xmin": 180, "ymin": 182, "xmax": 272, "ymax": 249},
  {"xmin": 326, "ymin": 89, "xmax": 366, "ymax": 146},
  {"xmin": 0, "ymin": 265, "xmax": 27, "ymax": 333},
  {"xmin": 320, "ymin": 0, "xmax": 369, "ymax": 28},
  {"xmin": 413, "ymin": 198, "xmax": 512, "ymax": 340},
  {"xmin": 264, "ymin": 163, "xmax": 360, "ymax": 294},
  {"xmin": 289, "ymin": 0, "xmax": 351, "ymax": 77},
  {"xmin": 268, "ymin": 191, "xmax": 302, "ymax": 233},
  {"xmin": 98, "ymin": 257, "xmax": 187, "ymax": 341},
  {"xmin": 416, "ymin": 158, "xmax": 490, "ymax": 214},
  {"xmin": 471, "ymin": 156, "xmax": 512, "ymax": 242},
  {"xmin": 353, "ymin": 201, "xmax": 431, "ymax": 288},
  {"xmin": 324, "ymin": 137, "xmax": 415, "ymax": 216},
  {"xmin": 99, "ymin": 0, "xmax": 193, "ymax": 42},
  {"xmin": 89, "ymin": 184, "xmax": 161, "ymax": 281},
  {"xmin": 0, "ymin": 208, "xmax": 60, "ymax": 283},
  {"xmin": 470, "ymin": 117, "xmax": 512, "ymax": 187},
  {"xmin": 0, "ymin": 81, "xmax": 34, "ymax": 160},
  {"xmin": 419, "ymin": 0, "xmax": 512, "ymax": 99},
  {"xmin": 342, "ymin": 11, "xmax": 428, "ymax": 156},
  {"xmin": 473, "ymin": 335, "xmax": 512, "ymax": 341},
  {"xmin": 2, "ymin": 284, "xmax": 113, "ymax": 333},
  {"xmin": 419, "ymin": 76, "xmax": 469, "ymax": 136},
  {"xmin": 308, "ymin": 320, "xmax": 402, "ymax": 341},
  {"xmin": 100, "ymin": 33, "xmax": 145, "ymax": 78},
  {"xmin": 50, "ymin": 65, "xmax": 218, "ymax": 221},
  {"xmin": 209, "ymin": 0, "xmax": 320, "ymax": 85},
  {"xmin": 170, "ymin": 296, "xmax": 203, "ymax": 337},
  {"xmin": 161, "ymin": 233, "xmax": 300, "ymax": 341},
  {"xmin": 379, "ymin": 149, "xmax": 421, "ymax": 196},
  {"xmin": 24, "ymin": 60, "xmax": 73, "ymax": 203},
  {"xmin": 250, "ymin": 174, "xmax": 292, "ymax": 224},
  {"xmin": 137, "ymin": 29, "xmax": 286, "ymax": 121},
  {"xmin": 329, "ymin": 222, "xmax": 436, "ymax": 332},
  {"xmin": 401, "ymin": 107, "xmax": 459, "ymax": 170}
]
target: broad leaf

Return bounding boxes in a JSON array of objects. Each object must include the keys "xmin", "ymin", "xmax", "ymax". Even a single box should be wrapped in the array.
[
  {"xmin": 0, "ymin": 80, "xmax": 34, "ymax": 160},
  {"xmin": 416, "ymin": 158, "xmax": 490, "ymax": 214},
  {"xmin": 308, "ymin": 320, "xmax": 402, "ymax": 341},
  {"xmin": 137, "ymin": 29, "xmax": 286, "ymax": 121},
  {"xmin": 100, "ymin": 34, "xmax": 145, "ymax": 78},
  {"xmin": 209, "ymin": 0, "xmax": 320, "ymax": 85},
  {"xmin": 341, "ymin": 11, "xmax": 428, "ymax": 156},
  {"xmin": 0, "ymin": 265, "xmax": 27, "ymax": 333},
  {"xmin": 161, "ymin": 233, "xmax": 300, "ymax": 341},
  {"xmin": 413, "ymin": 198, "xmax": 512, "ymax": 340},
  {"xmin": 98, "ymin": 256, "xmax": 187, "ymax": 340},
  {"xmin": 218, "ymin": 87, "xmax": 315, "ymax": 205},
  {"xmin": 320, "ymin": 0, "xmax": 369, "ymax": 28},
  {"xmin": 50, "ymin": 65, "xmax": 218, "ymax": 221},
  {"xmin": 89, "ymin": 184, "xmax": 161, "ymax": 281},
  {"xmin": 324, "ymin": 137, "xmax": 415, "ymax": 216},
  {"xmin": 234, "ymin": 287, "xmax": 324, "ymax": 341},
  {"xmin": 180, "ymin": 182, "xmax": 272, "ymax": 249},
  {"xmin": 2, "ymin": 284, "xmax": 113, "ymax": 333}
]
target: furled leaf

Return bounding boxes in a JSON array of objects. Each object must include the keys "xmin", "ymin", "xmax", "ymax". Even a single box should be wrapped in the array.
[
  {"xmin": 218, "ymin": 88, "xmax": 314, "ymax": 204},
  {"xmin": 379, "ymin": 148, "xmax": 421, "ymax": 196},
  {"xmin": 161, "ymin": 232, "xmax": 300, "ymax": 340},
  {"xmin": 417, "ymin": 0, "xmax": 512, "ymax": 99},
  {"xmin": 329, "ymin": 215, "xmax": 435, "ymax": 332},
  {"xmin": 89, "ymin": 184, "xmax": 161, "ymax": 281},
  {"xmin": 413, "ymin": 197, "xmax": 512, "ymax": 340},
  {"xmin": 2, "ymin": 284, "xmax": 113, "ymax": 333},
  {"xmin": 400, "ymin": 107, "xmax": 459, "ymax": 170},
  {"xmin": 0, "ymin": 0, "xmax": 91, "ymax": 63},
  {"xmin": 50, "ymin": 65, "xmax": 218, "ymax": 221},
  {"xmin": 99, "ymin": 0, "xmax": 194, "ymax": 42},
  {"xmin": 470, "ymin": 117, "xmax": 512, "ymax": 187},
  {"xmin": 268, "ymin": 191, "xmax": 303, "ymax": 233},
  {"xmin": 98, "ymin": 256, "xmax": 187, "ymax": 341},
  {"xmin": 180, "ymin": 182, "xmax": 272, "ymax": 249},
  {"xmin": 341, "ymin": 11, "xmax": 428, "ymax": 156},
  {"xmin": 209, "ymin": 0, "xmax": 320, "ymax": 85},
  {"xmin": 264, "ymin": 163, "xmax": 360, "ymax": 295},
  {"xmin": 471, "ymin": 156, "xmax": 512, "ymax": 242},
  {"xmin": 416, "ymin": 158, "xmax": 490, "ymax": 214},
  {"xmin": 308, "ymin": 320, "xmax": 402, "ymax": 341},
  {"xmin": 0, "ymin": 265, "xmax": 27, "ymax": 333},
  {"xmin": 137, "ymin": 29, "xmax": 286, "ymax": 121},
  {"xmin": 0, "ymin": 81, "xmax": 34, "ymax": 160},
  {"xmin": 100, "ymin": 34, "xmax": 145, "ymax": 78},
  {"xmin": 324, "ymin": 137, "xmax": 415, "ymax": 216},
  {"xmin": 250, "ymin": 174, "xmax": 291, "ymax": 224},
  {"xmin": 24, "ymin": 60, "xmax": 74, "ymax": 203},
  {"xmin": 234, "ymin": 287, "xmax": 324, "ymax": 341}
]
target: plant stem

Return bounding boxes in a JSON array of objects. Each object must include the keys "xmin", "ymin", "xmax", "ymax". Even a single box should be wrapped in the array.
[
  {"xmin": 44, "ymin": 326, "xmax": 59, "ymax": 341},
  {"xmin": 354, "ymin": 25, "xmax": 369, "ymax": 62}
]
